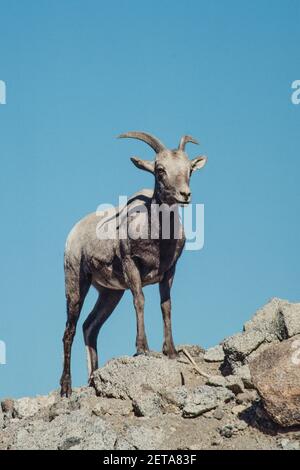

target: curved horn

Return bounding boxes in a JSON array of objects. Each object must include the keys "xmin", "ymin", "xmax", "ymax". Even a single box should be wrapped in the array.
[
  {"xmin": 118, "ymin": 131, "xmax": 166, "ymax": 153},
  {"xmin": 178, "ymin": 135, "xmax": 199, "ymax": 151}
]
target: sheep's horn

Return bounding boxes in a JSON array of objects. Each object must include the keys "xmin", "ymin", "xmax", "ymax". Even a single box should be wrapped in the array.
[
  {"xmin": 118, "ymin": 131, "xmax": 166, "ymax": 153},
  {"xmin": 178, "ymin": 135, "xmax": 199, "ymax": 151}
]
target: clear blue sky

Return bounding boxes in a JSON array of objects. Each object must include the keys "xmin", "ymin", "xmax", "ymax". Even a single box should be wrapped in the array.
[{"xmin": 0, "ymin": 0, "xmax": 299, "ymax": 398}]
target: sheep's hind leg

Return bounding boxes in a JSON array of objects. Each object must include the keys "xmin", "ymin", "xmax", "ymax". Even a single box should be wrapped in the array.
[
  {"xmin": 159, "ymin": 267, "xmax": 178, "ymax": 359},
  {"xmin": 83, "ymin": 288, "xmax": 124, "ymax": 384},
  {"xmin": 60, "ymin": 271, "xmax": 91, "ymax": 398}
]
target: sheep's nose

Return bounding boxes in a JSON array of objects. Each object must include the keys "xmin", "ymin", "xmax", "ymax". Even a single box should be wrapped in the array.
[{"xmin": 180, "ymin": 191, "xmax": 191, "ymax": 201}]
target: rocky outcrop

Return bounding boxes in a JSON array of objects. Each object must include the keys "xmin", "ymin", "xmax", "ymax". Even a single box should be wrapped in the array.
[
  {"xmin": 221, "ymin": 298, "xmax": 300, "ymax": 376},
  {"xmin": 1, "ymin": 298, "xmax": 300, "ymax": 450},
  {"xmin": 250, "ymin": 335, "xmax": 300, "ymax": 427},
  {"xmin": 244, "ymin": 298, "xmax": 300, "ymax": 340}
]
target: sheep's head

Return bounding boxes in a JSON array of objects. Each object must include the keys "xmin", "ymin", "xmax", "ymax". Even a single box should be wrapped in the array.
[{"xmin": 118, "ymin": 131, "xmax": 207, "ymax": 206}]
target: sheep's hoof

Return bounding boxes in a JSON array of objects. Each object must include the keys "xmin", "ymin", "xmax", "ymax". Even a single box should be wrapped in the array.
[
  {"xmin": 88, "ymin": 375, "xmax": 96, "ymax": 388},
  {"xmin": 168, "ymin": 351, "xmax": 179, "ymax": 359},
  {"xmin": 163, "ymin": 344, "xmax": 178, "ymax": 359},
  {"xmin": 60, "ymin": 376, "xmax": 72, "ymax": 398}
]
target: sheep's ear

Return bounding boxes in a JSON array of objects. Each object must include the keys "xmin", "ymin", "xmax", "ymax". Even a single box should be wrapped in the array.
[
  {"xmin": 130, "ymin": 157, "xmax": 155, "ymax": 174},
  {"xmin": 190, "ymin": 155, "xmax": 207, "ymax": 173}
]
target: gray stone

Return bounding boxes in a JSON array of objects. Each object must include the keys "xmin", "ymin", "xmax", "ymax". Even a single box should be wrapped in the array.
[
  {"xmin": 182, "ymin": 385, "xmax": 234, "ymax": 418},
  {"xmin": 132, "ymin": 392, "xmax": 164, "ymax": 417},
  {"xmin": 231, "ymin": 404, "xmax": 247, "ymax": 415},
  {"xmin": 206, "ymin": 375, "xmax": 228, "ymax": 388},
  {"xmin": 236, "ymin": 390, "xmax": 259, "ymax": 404},
  {"xmin": 223, "ymin": 330, "xmax": 265, "ymax": 364},
  {"xmin": 115, "ymin": 425, "xmax": 164, "ymax": 450},
  {"xmin": 232, "ymin": 365, "xmax": 254, "ymax": 389},
  {"xmin": 219, "ymin": 424, "xmax": 237, "ymax": 438},
  {"xmin": 90, "ymin": 398, "xmax": 132, "ymax": 417},
  {"xmin": 14, "ymin": 392, "xmax": 58, "ymax": 420},
  {"xmin": 281, "ymin": 303, "xmax": 300, "ymax": 338},
  {"xmin": 212, "ymin": 408, "xmax": 224, "ymax": 420},
  {"xmin": 206, "ymin": 374, "xmax": 244, "ymax": 395},
  {"xmin": 160, "ymin": 386, "xmax": 188, "ymax": 409},
  {"xmin": 47, "ymin": 388, "xmax": 133, "ymax": 421},
  {"xmin": 243, "ymin": 298, "xmax": 287, "ymax": 340},
  {"xmin": 204, "ymin": 345, "xmax": 225, "ymax": 362},
  {"xmin": 93, "ymin": 355, "xmax": 184, "ymax": 401},
  {"xmin": 9, "ymin": 409, "xmax": 117, "ymax": 450},
  {"xmin": 222, "ymin": 299, "xmax": 300, "ymax": 373},
  {"xmin": 244, "ymin": 298, "xmax": 300, "ymax": 341}
]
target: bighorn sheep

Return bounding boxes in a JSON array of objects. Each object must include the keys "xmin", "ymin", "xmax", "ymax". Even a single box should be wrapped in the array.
[{"xmin": 60, "ymin": 132, "xmax": 207, "ymax": 397}]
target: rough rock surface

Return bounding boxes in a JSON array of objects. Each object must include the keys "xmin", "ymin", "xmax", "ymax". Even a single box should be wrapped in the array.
[
  {"xmin": 250, "ymin": 335, "xmax": 300, "ymax": 427},
  {"xmin": 222, "ymin": 298, "xmax": 300, "ymax": 374},
  {"xmin": 92, "ymin": 355, "xmax": 186, "ymax": 400},
  {"xmin": 1, "ymin": 298, "xmax": 300, "ymax": 450},
  {"xmin": 204, "ymin": 345, "xmax": 225, "ymax": 362},
  {"xmin": 244, "ymin": 298, "xmax": 300, "ymax": 341},
  {"xmin": 182, "ymin": 386, "xmax": 234, "ymax": 418}
]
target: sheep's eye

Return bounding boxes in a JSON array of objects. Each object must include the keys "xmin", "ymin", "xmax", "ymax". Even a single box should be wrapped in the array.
[{"xmin": 156, "ymin": 167, "xmax": 166, "ymax": 176}]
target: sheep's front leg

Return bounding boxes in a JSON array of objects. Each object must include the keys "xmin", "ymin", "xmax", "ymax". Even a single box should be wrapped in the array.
[
  {"xmin": 123, "ymin": 257, "xmax": 149, "ymax": 355},
  {"xmin": 159, "ymin": 267, "xmax": 178, "ymax": 359}
]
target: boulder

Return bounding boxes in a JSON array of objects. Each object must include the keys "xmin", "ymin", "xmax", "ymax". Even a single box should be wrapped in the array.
[
  {"xmin": 93, "ymin": 355, "xmax": 186, "ymax": 400},
  {"xmin": 232, "ymin": 365, "xmax": 254, "ymax": 389},
  {"xmin": 243, "ymin": 298, "xmax": 287, "ymax": 340},
  {"xmin": 206, "ymin": 374, "xmax": 244, "ymax": 395},
  {"xmin": 132, "ymin": 392, "xmax": 164, "ymax": 418},
  {"xmin": 13, "ymin": 394, "xmax": 56, "ymax": 419},
  {"xmin": 236, "ymin": 390, "xmax": 259, "ymax": 404},
  {"xmin": 90, "ymin": 397, "xmax": 132, "ymax": 417},
  {"xmin": 222, "ymin": 330, "xmax": 265, "ymax": 368},
  {"xmin": 204, "ymin": 345, "xmax": 225, "ymax": 362},
  {"xmin": 182, "ymin": 385, "xmax": 234, "ymax": 418},
  {"xmin": 206, "ymin": 375, "xmax": 228, "ymax": 388},
  {"xmin": 280, "ymin": 302, "xmax": 300, "ymax": 338},
  {"xmin": 160, "ymin": 386, "xmax": 188, "ymax": 409},
  {"xmin": 244, "ymin": 298, "xmax": 300, "ymax": 341},
  {"xmin": 250, "ymin": 335, "xmax": 300, "ymax": 427},
  {"xmin": 222, "ymin": 299, "xmax": 300, "ymax": 373}
]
